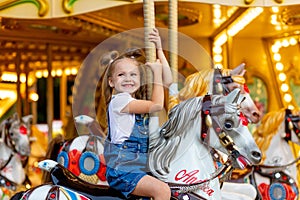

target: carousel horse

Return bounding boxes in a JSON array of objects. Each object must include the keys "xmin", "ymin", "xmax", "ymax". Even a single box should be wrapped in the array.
[
  {"xmin": 169, "ymin": 63, "xmax": 261, "ymax": 124},
  {"xmin": 0, "ymin": 113, "xmax": 33, "ymax": 199},
  {"xmin": 168, "ymin": 63, "xmax": 262, "ymax": 198},
  {"xmin": 244, "ymin": 108, "xmax": 300, "ymax": 200},
  {"xmin": 11, "ymin": 89, "xmax": 262, "ymax": 200}
]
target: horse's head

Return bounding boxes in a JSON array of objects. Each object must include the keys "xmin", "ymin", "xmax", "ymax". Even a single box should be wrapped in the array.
[
  {"xmin": 204, "ymin": 89, "xmax": 262, "ymax": 169},
  {"xmin": 213, "ymin": 64, "xmax": 261, "ymax": 124},
  {"xmin": 1, "ymin": 113, "xmax": 32, "ymax": 157}
]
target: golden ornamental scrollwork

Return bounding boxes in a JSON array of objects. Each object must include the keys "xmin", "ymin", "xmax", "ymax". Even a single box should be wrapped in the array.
[
  {"xmin": 62, "ymin": 0, "xmax": 78, "ymax": 14},
  {"xmin": 0, "ymin": 0, "xmax": 48, "ymax": 17}
]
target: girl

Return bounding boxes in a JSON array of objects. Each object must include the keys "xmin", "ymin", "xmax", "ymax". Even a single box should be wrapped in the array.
[{"xmin": 102, "ymin": 29, "xmax": 172, "ymax": 200}]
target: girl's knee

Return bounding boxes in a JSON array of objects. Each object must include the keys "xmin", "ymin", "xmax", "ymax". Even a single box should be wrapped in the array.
[{"xmin": 159, "ymin": 183, "xmax": 171, "ymax": 199}]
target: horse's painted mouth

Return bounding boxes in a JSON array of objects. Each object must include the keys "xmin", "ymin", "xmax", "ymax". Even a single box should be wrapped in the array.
[
  {"xmin": 236, "ymin": 155, "xmax": 250, "ymax": 169},
  {"xmin": 21, "ymin": 155, "xmax": 28, "ymax": 160}
]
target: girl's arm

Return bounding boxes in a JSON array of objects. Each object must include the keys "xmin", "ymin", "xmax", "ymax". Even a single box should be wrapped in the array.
[
  {"xmin": 149, "ymin": 28, "xmax": 173, "ymax": 87},
  {"xmin": 122, "ymin": 60, "xmax": 164, "ymax": 114}
]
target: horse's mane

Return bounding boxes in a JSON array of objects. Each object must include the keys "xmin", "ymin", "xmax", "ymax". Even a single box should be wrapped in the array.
[
  {"xmin": 168, "ymin": 68, "xmax": 232, "ymax": 110},
  {"xmin": 178, "ymin": 69, "xmax": 212, "ymax": 100},
  {"xmin": 253, "ymin": 108, "xmax": 286, "ymax": 162},
  {"xmin": 148, "ymin": 96, "xmax": 203, "ymax": 179}
]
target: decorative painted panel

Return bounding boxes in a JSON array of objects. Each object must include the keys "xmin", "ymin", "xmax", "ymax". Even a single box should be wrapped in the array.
[{"xmin": 0, "ymin": 0, "xmax": 300, "ymax": 19}]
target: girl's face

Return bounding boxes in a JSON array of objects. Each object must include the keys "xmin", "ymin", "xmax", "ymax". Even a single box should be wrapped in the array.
[{"xmin": 108, "ymin": 58, "xmax": 141, "ymax": 95}]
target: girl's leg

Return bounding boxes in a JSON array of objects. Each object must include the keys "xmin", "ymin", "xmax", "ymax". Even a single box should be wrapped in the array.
[{"xmin": 131, "ymin": 175, "xmax": 171, "ymax": 200}]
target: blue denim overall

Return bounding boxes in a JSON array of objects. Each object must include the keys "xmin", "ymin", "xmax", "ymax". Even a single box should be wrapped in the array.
[{"xmin": 104, "ymin": 114, "xmax": 149, "ymax": 198}]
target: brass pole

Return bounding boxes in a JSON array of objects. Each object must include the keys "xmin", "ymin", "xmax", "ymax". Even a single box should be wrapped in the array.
[
  {"xmin": 15, "ymin": 50, "xmax": 22, "ymax": 117},
  {"xmin": 24, "ymin": 62, "xmax": 30, "ymax": 115},
  {"xmin": 47, "ymin": 44, "xmax": 54, "ymax": 142},
  {"xmin": 143, "ymin": 0, "xmax": 156, "ymax": 63},
  {"xmin": 169, "ymin": 0, "xmax": 178, "ymax": 84}
]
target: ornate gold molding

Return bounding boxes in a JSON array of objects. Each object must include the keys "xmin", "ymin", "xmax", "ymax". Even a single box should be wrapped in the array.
[
  {"xmin": 244, "ymin": 0, "xmax": 283, "ymax": 5},
  {"xmin": 0, "ymin": 0, "xmax": 48, "ymax": 17},
  {"xmin": 244, "ymin": 0, "xmax": 255, "ymax": 5},
  {"xmin": 62, "ymin": 0, "xmax": 78, "ymax": 14}
]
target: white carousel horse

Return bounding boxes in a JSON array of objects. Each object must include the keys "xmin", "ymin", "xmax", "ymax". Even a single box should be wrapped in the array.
[
  {"xmin": 0, "ymin": 113, "xmax": 33, "ymax": 198},
  {"xmin": 244, "ymin": 108, "xmax": 300, "ymax": 200},
  {"xmin": 11, "ymin": 89, "xmax": 262, "ymax": 200},
  {"xmin": 168, "ymin": 63, "xmax": 262, "ymax": 199},
  {"xmin": 148, "ymin": 88, "xmax": 261, "ymax": 200},
  {"xmin": 169, "ymin": 63, "xmax": 261, "ymax": 124}
]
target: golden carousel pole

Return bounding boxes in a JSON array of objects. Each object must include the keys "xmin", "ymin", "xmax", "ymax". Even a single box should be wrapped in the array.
[
  {"xmin": 15, "ymin": 50, "xmax": 22, "ymax": 117},
  {"xmin": 143, "ymin": 0, "xmax": 159, "ymax": 134},
  {"xmin": 168, "ymin": 0, "xmax": 178, "ymax": 111},
  {"xmin": 167, "ymin": 0, "xmax": 179, "ymax": 111},
  {"xmin": 46, "ymin": 44, "xmax": 53, "ymax": 142},
  {"xmin": 168, "ymin": 0, "xmax": 178, "ymax": 85},
  {"xmin": 143, "ymin": 0, "xmax": 156, "ymax": 63},
  {"xmin": 24, "ymin": 61, "xmax": 30, "ymax": 115}
]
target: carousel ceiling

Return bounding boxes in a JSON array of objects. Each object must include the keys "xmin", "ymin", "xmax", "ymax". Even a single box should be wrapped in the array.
[{"xmin": 0, "ymin": 2, "xmax": 300, "ymax": 74}]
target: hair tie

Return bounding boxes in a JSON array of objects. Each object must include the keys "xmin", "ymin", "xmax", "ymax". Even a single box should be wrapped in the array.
[{"xmin": 108, "ymin": 58, "xmax": 114, "ymax": 66}]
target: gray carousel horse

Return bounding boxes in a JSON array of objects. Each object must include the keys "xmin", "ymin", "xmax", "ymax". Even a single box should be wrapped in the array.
[{"xmin": 0, "ymin": 113, "xmax": 33, "ymax": 199}]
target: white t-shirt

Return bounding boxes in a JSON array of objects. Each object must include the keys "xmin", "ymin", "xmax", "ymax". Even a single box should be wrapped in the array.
[{"xmin": 108, "ymin": 92, "xmax": 135, "ymax": 144}]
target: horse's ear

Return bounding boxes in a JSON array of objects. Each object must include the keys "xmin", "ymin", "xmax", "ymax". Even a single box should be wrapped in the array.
[
  {"xmin": 230, "ymin": 63, "xmax": 246, "ymax": 76},
  {"xmin": 227, "ymin": 88, "xmax": 241, "ymax": 104},
  {"xmin": 22, "ymin": 115, "xmax": 33, "ymax": 126},
  {"xmin": 12, "ymin": 112, "xmax": 20, "ymax": 122}
]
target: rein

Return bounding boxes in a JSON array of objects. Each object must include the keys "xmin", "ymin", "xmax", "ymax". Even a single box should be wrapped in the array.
[
  {"xmin": 4, "ymin": 121, "xmax": 18, "ymax": 153},
  {"xmin": 0, "ymin": 120, "xmax": 16, "ymax": 172},
  {"xmin": 0, "ymin": 153, "xmax": 14, "ymax": 171},
  {"xmin": 256, "ymin": 156, "xmax": 300, "ymax": 170}
]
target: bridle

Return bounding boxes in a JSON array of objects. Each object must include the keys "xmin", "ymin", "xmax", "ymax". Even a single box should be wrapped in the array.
[
  {"xmin": 200, "ymin": 94, "xmax": 242, "ymax": 160},
  {"xmin": 213, "ymin": 68, "xmax": 246, "ymax": 96},
  {"xmin": 284, "ymin": 109, "xmax": 300, "ymax": 142}
]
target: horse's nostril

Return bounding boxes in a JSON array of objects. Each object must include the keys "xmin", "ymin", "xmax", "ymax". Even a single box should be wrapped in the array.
[
  {"xmin": 252, "ymin": 151, "xmax": 261, "ymax": 159},
  {"xmin": 252, "ymin": 112, "xmax": 261, "ymax": 119}
]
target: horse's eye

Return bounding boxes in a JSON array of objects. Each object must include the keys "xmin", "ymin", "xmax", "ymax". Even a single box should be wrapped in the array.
[{"xmin": 224, "ymin": 120, "xmax": 233, "ymax": 130}]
